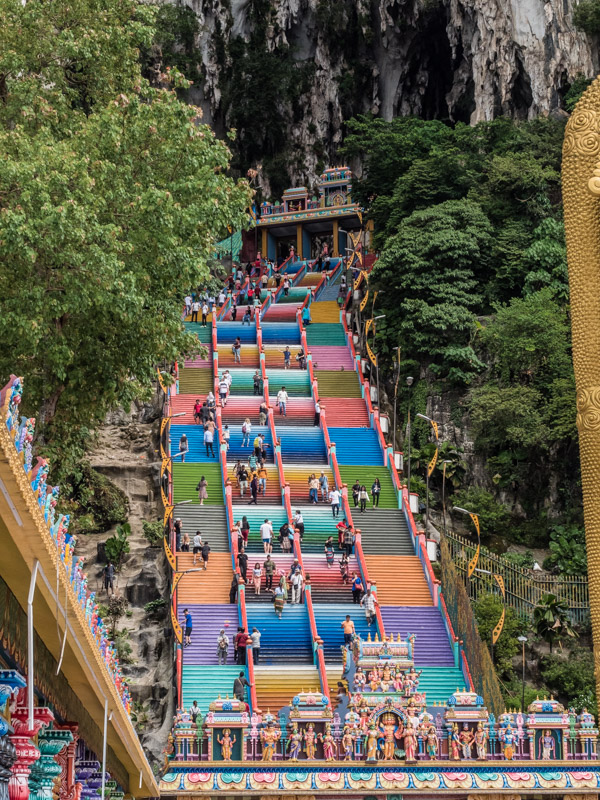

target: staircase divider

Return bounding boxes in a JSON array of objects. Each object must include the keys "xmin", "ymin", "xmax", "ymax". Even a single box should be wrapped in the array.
[
  {"xmin": 265, "ymin": 289, "xmax": 331, "ymax": 701},
  {"xmin": 211, "ymin": 313, "xmax": 257, "ymax": 713}
]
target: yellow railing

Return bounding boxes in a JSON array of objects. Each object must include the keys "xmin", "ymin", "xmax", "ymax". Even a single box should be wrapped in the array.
[{"xmin": 445, "ymin": 529, "xmax": 589, "ymax": 622}]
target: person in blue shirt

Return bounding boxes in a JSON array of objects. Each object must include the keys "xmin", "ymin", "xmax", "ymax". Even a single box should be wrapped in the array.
[{"xmin": 183, "ymin": 608, "xmax": 193, "ymax": 647}]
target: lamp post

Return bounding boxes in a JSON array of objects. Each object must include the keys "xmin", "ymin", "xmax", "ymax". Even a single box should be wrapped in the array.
[
  {"xmin": 372, "ymin": 314, "xmax": 386, "ymax": 407},
  {"xmin": 517, "ymin": 635, "xmax": 528, "ymax": 713},
  {"xmin": 453, "ymin": 503, "xmax": 481, "ymax": 573},
  {"xmin": 392, "ymin": 347, "xmax": 400, "ymax": 454},
  {"xmin": 406, "ymin": 377, "xmax": 414, "ymax": 489},
  {"xmin": 441, "ymin": 459, "xmax": 453, "ymax": 538},
  {"xmin": 416, "ymin": 413, "xmax": 439, "ymax": 534}
]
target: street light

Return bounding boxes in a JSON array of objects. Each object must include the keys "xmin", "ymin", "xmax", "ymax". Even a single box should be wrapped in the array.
[
  {"xmin": 372, "ymin": 315, "xmax": 386, "ymax": 407},
  {"xmin": 452, "ymin": 506, "xmax": 481, "ymax": 580},
  {"xmin": 441, "ymin": 460, "xmax": 453, "ymax": 538},
  {"xmin": 392, "ymin": 347, "xmax": 400, "ymax": 454},
  {"xmin": 406, "ymin": 377, "xmax": 414, "ymax": 490},
  {"xmin": 517, "ymin": 635, "xmax": 528, "ymax": 713},
  {"xmin": 416, "ymin": 413, "xmax": 439, "ymax": 534}
]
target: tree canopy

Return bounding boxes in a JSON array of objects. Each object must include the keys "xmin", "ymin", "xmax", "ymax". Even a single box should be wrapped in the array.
[{"xmin": 0, "ymin": 0, "xmax": 252, "ymax": 458}]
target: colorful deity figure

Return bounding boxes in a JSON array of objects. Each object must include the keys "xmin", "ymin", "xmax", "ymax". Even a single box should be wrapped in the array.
[
  {"xmin": 303, "ymin": 723, "xmax": 317, "ymax": 760},
  {"xmin": 407, "ymin": 666, "xmax": 421, "ymax": 688},
  {"xmin": 341, "ymin": 726, "xmax": 355, "ymax": 761},
  {"xmin": 450, "ymin": 723, "xmax": 461, "ymax": 760},
  {"xmin": 364, "ymin": 724, "xmax": 378, "ymax": 763},
  {"xmin": 392, "ymin": 665, "xmax": 404, "ymax": 693},
  {"xmin": 426, "ymin": 725, "xmax": 438, "ymax": 759},
  {"xmin": 353, "ymin": 667, "xmax": 366, "ymax": 692},
  {"xmin": 405, "ymin": 699, "xmax": 418, "ymax": 720},
  {"xmin": 403, "ymin": 724, "xmax": 418, "ymax": 763},
  {"xmin": 260, "ymin": 722, "xmax": 280, "ymax": 761},
  {"xmin": 217, "ymin": 728, "xmax": 236, "ymax": 761},
  {"xmin": 540, "ymin": 729, "xmax": 556, "ymax": 760},
  {"xmin": 44, "ymin": 485, "xmax": 58, "ymax": 524},
  {"xmin": 474, "ymin": 722, "xmax": 488, "ymax": 760},
  {"xmin": 319, "ymin": 724, "xmax": 336, "ymax": 762},
  {"xmin": 288, "ymin": 723, "xmax": 302, "ymax": 761},
  {"xmin": 380, "ymin": 663, "xmax": 393, "ymax": 692},
  {"xmin": 502, "ymin": 723, "xmax": 516, "ymax": 761},
  {"xmin": 368, "ymin": 667, "xmax": 380, "ymax": 691},
  {"xmin": 379, "ymin": 713, "xmax": 402, "ymax": 761},
  {"xmin": 459, "ymin": 723, "xmax": 474, "ymax": 759}
]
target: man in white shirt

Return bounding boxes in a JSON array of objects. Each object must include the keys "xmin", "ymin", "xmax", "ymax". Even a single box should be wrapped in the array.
[
  {"xmin": 277, "ymin": 387, "xmax": 288, "ymax": 417},
  {"xmin": 184, "ymin": 295, "xmax": 192, "ymax": 316},
  {"xmin": 329, "ymin": 488, "xmax": 341, "ymax": 518},
  {"xmin": 218, "ymin": 290, "xmax": 226, "ymax": 306},
  {"xmin": 294, "ymin": 510, "xmax": 304, "ymax": 540},
  {"xmin": 260, "ymin": 519, "xmax": 273, "ymax": 554},
  {"xmin": 291, "ymin": 568, "xmax": 304, "ymax": 604},
  {"xmin": 192, "ymin": 531, "xmax": 202, "ymax": 566},
  {"xmin": 191, "ymin": 300, "xmax": 200, "ymax": 322},
  {"xmin": 219, "ymin": 377, "xmax": 229, "ymax": 406},
  {"xmin": 361, "ymin": 588, "xmax": 378, "ymax": 626},
  {"xmin": 208, "ymin": 294, "xmax": 216, "ymax": 310},
  {"xmin": 201, "ymin": 302, "xmax": 209, "ymax": 327},
  {"xmin": 224, "ymin": 370, "xmax": 233, "ymax": 388}
]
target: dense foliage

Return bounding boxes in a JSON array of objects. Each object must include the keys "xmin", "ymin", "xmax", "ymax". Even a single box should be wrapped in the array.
[
  {"xmin": 342, "ymin": 114, "xmax": 580, "ymax": 547},
  {"xmin": 0, "ymin": 0, "xmax": 252, "ymax": 471}
]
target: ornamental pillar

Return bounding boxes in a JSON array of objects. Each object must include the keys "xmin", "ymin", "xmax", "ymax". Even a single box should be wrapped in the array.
[
  {"xmin": 9, "ymin": 691, "xmax": 54, "ymax": 800},
  {"xmin": 0, "ymin": 672, "xmax": 25, "ymax": 800},
  {"xmin": 55, "ymin": 725, "xmax": 80, "ymax": 800},
  {"xmin": 29, "ymin": 730, "xmax": 73, "ymax": 800}
]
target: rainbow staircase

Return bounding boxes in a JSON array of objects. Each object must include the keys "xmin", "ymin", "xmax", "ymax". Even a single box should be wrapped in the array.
[{"xmin": 168, "ymin": 256, "xmax": 471, "ymax": 722}]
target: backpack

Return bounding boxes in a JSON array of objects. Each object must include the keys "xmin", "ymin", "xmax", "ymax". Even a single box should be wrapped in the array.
[{"xmin": 242, "ymin": 422, "xmax": 248, "ymax": 433}]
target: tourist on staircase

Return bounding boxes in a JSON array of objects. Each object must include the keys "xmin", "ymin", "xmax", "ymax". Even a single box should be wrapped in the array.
[
  {"xmin": 276, "ymin": 386, "xmax": 288, "ymax": 415},
  {"xmin": 341, "ymin": 615, "xmax": 355, "ymax": 646},
  {"xmin": 319, "ymin": 470, "xmax": 328, "ymax": 502},
  {"xmin": 241, "ymin": 418, "xmax": 252, "ymax": 447},
  {"xmin": 237, "ymin": 548, "xmax": 248, "ymax": 581},
  {"xmin": 291, "ymin": 568, "xmax": 304, "ymax": 604},
  {"xmin": 371, "ymin": 477, "xmax": 381, "ymax": 507},
  {"xmin": 252, "ymin": 563, "xmax": 263, "ymax": 595},
  {"xmin": 358, "ymin": 484, "xmax": 370, "ymax": 512},
  {"xmin": 264, "ymin": 554, "xmax": 275, "ymax": 591},
  {"xmin": 361, "ymin": 587, "xmax": 378, "ymax": 627},
  {"xmin": 217, "ymin": 629, "xmax": 229, "ymax": 665},
  {"xmin": 329, "ymin": 486, "xmax": 341, "ymax": 518},
  {"xmin": 196, "ymin": 475, "xmax": 208, "ymax": 506}
]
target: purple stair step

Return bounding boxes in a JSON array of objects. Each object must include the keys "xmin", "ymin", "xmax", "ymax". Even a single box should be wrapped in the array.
[
  {"xmin": 182, "ymin": 604, "xmax": 239, "ymax": 666},
  {"xmin": 381, "ymin": 606, "xmax": 456, "ymax": 667}
]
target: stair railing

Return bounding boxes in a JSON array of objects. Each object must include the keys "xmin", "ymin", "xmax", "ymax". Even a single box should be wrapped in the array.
[{"xmin": 238, "ymin": 581, "xmax": 258, "ymax": 712}]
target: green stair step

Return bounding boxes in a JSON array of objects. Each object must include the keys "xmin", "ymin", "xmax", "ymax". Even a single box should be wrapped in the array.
[
  {"xmin": 182, "ymin": 665, "xmax": 242, "ymax": 711},
  {"xmin": 306, "ymin": 324, "xmax": 347, "ymax": 346},
  {"xmin": 172, "ymin": 463, "xmax": 225, "ymax": 505},
  {"xmin": 337, "ymin": 466, "xmax": 398, "ymax": 509},
  {"xmin": 179, "ymin": 366, "xmax": 214, "ymax": 395},
  {"xmin": 317, "ymin": 370, "xmax": 361, "ymax": 398},
  {"xmin": 184, "ymin": 322, "xmax": 213, "ymax": 343}
]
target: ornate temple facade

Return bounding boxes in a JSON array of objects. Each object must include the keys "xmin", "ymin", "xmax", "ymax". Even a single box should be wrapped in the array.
[{"xmin": 0, "ymin": 377, "xmax": 158, "ymax": 800}]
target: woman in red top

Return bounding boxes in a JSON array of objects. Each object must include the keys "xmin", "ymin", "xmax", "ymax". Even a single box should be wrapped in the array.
[{"xmin": 193, "ymin": 399, "xmax": 202, "ymax": 424}]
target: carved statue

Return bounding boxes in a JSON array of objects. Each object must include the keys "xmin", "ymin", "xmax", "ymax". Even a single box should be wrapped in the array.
[
  {"xmin": 217, "ymin": 729, "xmax": 236, "ymax": 761},
  {"xmin": 364, "ymin": 724, "xmax": 378, "ymax": 763},
  {"xmin": 540, "ymin": 729, "xmax": 556, "ymax": 760},
  {"xmin": 459, "ymin": 723, "xmax": 474, "ymax": 759},
  {"xmin": 403, "ymin": 724, "xmax": 417, "ymax": 763},
  {"xmin": 450, "ymin": 723, "xmax": 461, "ymax": 761},
  {"xmin": 502, "ymin": 723, "xmax": 516, "ymax": 761},
  {"xmin": 379, "ymin": 713, "xmax": 402, "ymax": 761},
  {"xmin": 562, "ymin": 77, "xmax": 600, "ymax": 706},
  {"xmin": 288, "ymin": 723, "xmax": 302, "ymax": 761},
  {"xmin": 318, "ymin": 724, "xmax": 336, "ymax": 762},
  {"xmin": 341, "ymin": 726, "xmax": 354, "ymax": 761},
  {"xmin": 303, "ymin": 723, "xmax": 317, "ymax": 760},
  {"xmin": 260, "ymin": 722, "xmax": 280, "ymax": 761},
  {"xmin": 474, "ymin": 722, "xmax": 488, "ymax": 761},
  {"xmin": 353, "ymin": 667, "xmax": 366, "ymax": 692},
  {"xmin": 426, "ymin": 725, "xmax": 438, "ymax": 759}
]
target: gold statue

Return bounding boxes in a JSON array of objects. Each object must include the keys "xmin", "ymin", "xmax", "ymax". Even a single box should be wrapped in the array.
[
  {"xmin": 260, "ymin": 722, "xmax": 280, "ymax": 761},
  {"xmin": 217, "ymin": 728, "xmax": 236, "ymax": 761},
  {"xmin": 563, "ymin": 77, "xmax": 600, "ymax": 703}
]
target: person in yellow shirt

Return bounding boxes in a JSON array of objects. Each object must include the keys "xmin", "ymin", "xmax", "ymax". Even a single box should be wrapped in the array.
[{"xmin": 258, "ymin": 465, "xmax": 268, "ymax": 495}]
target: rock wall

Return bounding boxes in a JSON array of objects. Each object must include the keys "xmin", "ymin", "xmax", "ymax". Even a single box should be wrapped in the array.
[
  {"xmin": 176, "ymin": 0, "xmax": 596, "ymax": 192},
  {"xmin": 76, "ymin": 397, "xmax": 174, "ymax": 765}
]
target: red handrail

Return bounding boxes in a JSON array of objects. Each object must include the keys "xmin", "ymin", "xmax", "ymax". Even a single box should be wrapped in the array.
[{"xmin": 238, "ymin": 585, "xmax": 258, "ymax": 712}]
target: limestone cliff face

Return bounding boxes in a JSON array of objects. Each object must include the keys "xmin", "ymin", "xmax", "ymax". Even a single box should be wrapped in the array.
[{"xmin": 176, "ymin": 0, "xmax": 596, "ymax": 191}]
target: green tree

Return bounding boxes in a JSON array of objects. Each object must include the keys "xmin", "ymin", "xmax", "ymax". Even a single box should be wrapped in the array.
[
  {"xmin": 105, "ymin": 523, "xmax": 131, "ymax": 569},
  {"xmin": 543, "ymin": 524, "xmax": 588, "ymax": 575},
  {"xmin": 573, "ymin": 0, "xmax": 600, "ymax": 34},
  {"xmin": 522, "ymin": 220, "xmax": 569, "ymax": 301},
  {"xmin": 539, "ymin": 649, "xmax": 597, "ymax": 714},
  {"xmin": 533, "ymin": 594, "xmax": 578, "ymax": 653},
  {"xmin": 373, "ymin": 199, "xmax": 491, "ymax": 383},
  {"xmin": 473, "ymin": 593, "xmax": 526, "ymax": 678},
  {"xmin": 451, "ymin": 486, "xmax": 510, "ymax": 538},
  {"xmin": 0, "ymin": 0, "xmax": 252, "ymax": 460}
]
